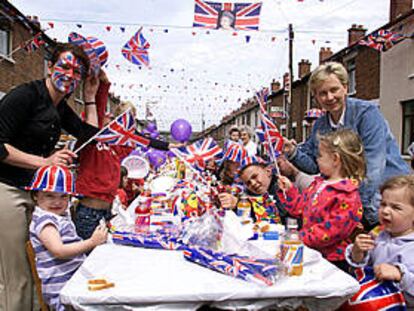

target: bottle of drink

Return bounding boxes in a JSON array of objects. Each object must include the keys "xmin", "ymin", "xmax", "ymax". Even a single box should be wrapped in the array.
[
  {"xmin": 176, "ymin": 161, "xmax": 186, "ymax": 179},
  {"xmin": 236, "ymin": 194, "xmax": 251, "ymax": 221},
  {"xmin": 135, "ymin": 197, "xmax": 151, "ymax": 233},
  {"xmin": 280, "ymin": 218, "xmax": 303, "ymax": 276}
]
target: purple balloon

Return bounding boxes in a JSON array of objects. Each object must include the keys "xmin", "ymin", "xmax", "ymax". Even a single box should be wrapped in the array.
[
  {"xmin": 146, "ymin": 122, "xmax": 157, "ymax": 133},
  {"xmin": 130, "ymin": 149, "xmax": 141, "ymax": 156},
  {"xmin": 147, "ymin": 150, "xmax": 166, "ymax": 168},
  {"xmin": 150, "ymin": 131, "xmax": 159, "ymax": 139},
  {"xmin": 170, "ymin": 119, "xmax": 192, "ymax": 142},
  {"xmin": 167, "ymin": 150, "xmax": 176, "ymax": 158}
]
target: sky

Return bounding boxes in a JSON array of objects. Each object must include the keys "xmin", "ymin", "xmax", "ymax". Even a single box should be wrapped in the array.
[{"xmin": 11, "ymin": 0, "xmax": 390, "ymax": 132}]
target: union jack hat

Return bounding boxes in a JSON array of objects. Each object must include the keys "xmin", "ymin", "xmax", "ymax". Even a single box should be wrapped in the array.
[
  {"xmin": 68, "ymin": 32, "xmax": 106, "ymax": 75},
  {"xmin": 87, "ymin": 36, "xmax": 108, "ymax": 67},
  {"xmin": 26, "ymin": 165, "xmax": 77, "ymax": 195},
  {"xmin": 340, "ymin": 266, "xmax": 406, "ymax": 310},
  {"xmin": 240, "ymin": 154, "xmax": 261, "ymax": 169},
  {"xmin": 304, "ymin": 108, "xmax": 324, "ymax": 120}
]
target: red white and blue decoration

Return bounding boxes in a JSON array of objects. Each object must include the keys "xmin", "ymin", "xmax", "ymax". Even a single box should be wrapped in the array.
[
  {"xmin": 122, "ymin": 27, "xmax": 150, "ymax": 67},
  {"xmin": 183, "ymin": 246, "xmax": 281, "ymax": 286},
  {"xmin": 255, "ymin": 88, "xmax": 284, "ymax": 158},
  {"xmin": 94, "ymin": 109, "xmax": 151, "ymax": 148},
  {"xmin": 339, "ymin": 266, "xmax": 406, "ymax": 311},
  {"xmin": 175, "ymin": 137, "xmax": 223, "ymax": 171},
  {"xmin": 224, "ymin": 141, "xmax": 248, "ymax": 163},
  {"xmin": 26, "ymin": 165, "xmax": 77, "ymax": 195},
  {"xmin": 305, "ymin": 108, "xmax": 324, "ymax": 120},
  {"xmin": 112, "ymin": 230, "xmax": 185, "ymax": 250},
  {"xmin": 193, "ymin": 0, "xmax": 262, "ymax": 31},
  {"xmin": 22, "ymin": 33, "xmax": 45, "ymax": 53},
  {"xmin": 87, "ymin": 36, "xmax": 109, "ymax": 67},
  {"xmin": 68, "ymin": 32, "xmax": 100, "ymax": 75},
  {"xmin": 359, "ymin": 29, "xmax": 404, "ymax": 52},
  {"xmin": 240, "ymin": 154, "xmax": 259, "ymax": 169}
]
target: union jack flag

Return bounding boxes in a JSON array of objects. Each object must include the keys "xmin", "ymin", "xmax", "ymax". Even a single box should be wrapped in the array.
[
  {"xmin": 22, "ymin": 33, "xmax": 45, "ymax": 53},
  {"xmin": 122, "ymin": 27, "xmax": 150, "ymax": 67},
  {"xmin": 193, "ymin": 0, "xmax": 262, "ymax": 31},
  {"xmin": 359, "ymin": 29, "xmax": 404, "ymax": 52},
  {"xmin": 112, "ymin": 230, "xmax": 185, "ymax": 250},
  {"xmin": 175, "ymin": 137, "xmax": 223, "ymax": 171},
  {"xmin": 255, "ymin": 89, "xmax": 284, "ymax": 157},
  {"xmin": 183, "ymin": 246, "xmax": 281, "ymax": 286},
  {"xmin": 340, "ymin": 266, "xmax": 406, "ymax": 311},
  {"xmin": 94, "ymin": 109, "xmax": 150, "ymax": 148},
  {"xmin": 224, "ymin": 141, "xmax": 248, "ymax": 163}
]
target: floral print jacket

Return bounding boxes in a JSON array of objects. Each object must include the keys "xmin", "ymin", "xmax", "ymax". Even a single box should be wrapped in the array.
[{"xmin": 279, "ymin": 177, "xmax": 363, "ymax": 262}]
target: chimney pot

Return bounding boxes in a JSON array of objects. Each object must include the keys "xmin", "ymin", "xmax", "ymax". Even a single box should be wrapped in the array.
[
  {"xmin": 348, "ymin": 24, "xmax": 367, "ymax": 46},
  {"xmin": 298, "ymin": 59, "xmax": 312, "ymax": 79},
  {"xmin": 319, "ymin": 47, "xmax": 333, "ymax": 65}
]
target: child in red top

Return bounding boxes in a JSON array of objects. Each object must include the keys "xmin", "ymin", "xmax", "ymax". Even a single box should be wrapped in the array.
[
  {"xmin": 117, "ymin": 166, "xmax": 129, "ymax": 209},
  {"xmin": 278, "ymin": 129, "xmax": 366, "ymax": 272}
]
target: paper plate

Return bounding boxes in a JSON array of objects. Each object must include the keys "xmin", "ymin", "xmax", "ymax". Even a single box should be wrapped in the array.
[
  {"xmin": 121, "ymin": 155, "xmax": 149, "ymax": 179},
  {"xmin": 149, "ymin": 176, "xmax": 175, "ymax": 194}
]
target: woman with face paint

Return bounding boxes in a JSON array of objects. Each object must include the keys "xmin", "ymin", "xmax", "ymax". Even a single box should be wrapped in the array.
[{"xmin": 0, "ymin": 43, "xmax": 100, "ymax": 311}]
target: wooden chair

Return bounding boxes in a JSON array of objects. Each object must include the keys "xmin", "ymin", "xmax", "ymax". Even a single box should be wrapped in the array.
[{"xmin": 26, "ymin": 241, "xmax": 50, "ymax": 311}]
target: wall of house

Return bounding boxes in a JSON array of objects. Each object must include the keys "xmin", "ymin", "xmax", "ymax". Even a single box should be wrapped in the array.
[
  {"xmin": 380, "ymin": 36, "xmax": 414, "ymax": 156},
  {"xmin": 0, "ymin": 21, "xmax": 45, "ymax": 93}
]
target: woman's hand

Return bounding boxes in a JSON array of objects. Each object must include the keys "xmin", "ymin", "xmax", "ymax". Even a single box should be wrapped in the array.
[
  {"xmin": 83, "ymin": 74, "xmax": 100, "ymax": 102},
  {"xmin": 45, "ymin": 148, "xmax": 77, "ymax": 166},
  {"xmin": 283, "ymin": 137, "xmax": 297, "ymax": 157}
]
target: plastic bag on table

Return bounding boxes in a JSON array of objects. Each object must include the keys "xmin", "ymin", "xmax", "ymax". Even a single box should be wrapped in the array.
[{"xmin": 181, "ymin": 209, "xmax": 223, "ymax": 250}]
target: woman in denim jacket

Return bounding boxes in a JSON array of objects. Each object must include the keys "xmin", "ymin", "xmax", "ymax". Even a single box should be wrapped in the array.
[{"xmin": 284, "ymin": 62, "xmax": 410, "ymax": 229}]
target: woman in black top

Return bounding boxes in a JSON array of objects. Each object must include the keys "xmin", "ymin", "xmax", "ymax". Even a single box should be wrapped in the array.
[{"xmin": 0, "ymin": 43, "xmax": 99, "ymax": 310}]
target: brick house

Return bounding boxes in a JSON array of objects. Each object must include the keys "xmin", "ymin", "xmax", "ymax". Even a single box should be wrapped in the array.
[
  {"xmin": 0, "ymin": 0, "xmax": 52, "ymax": 98},
  {"xmin": 380, "ymin": 0, "xmax": 414, "ymax": 158},
  {"xmin": 0, "ymin": 0, "xmax": 122, "ymax": 122}
]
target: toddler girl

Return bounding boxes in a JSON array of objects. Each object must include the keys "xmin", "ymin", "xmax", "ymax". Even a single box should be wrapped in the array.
[
  {"xmin": 278, "ymin": 129, "xmax": 365, "ymax": 271},
  {"xmin": 346, "ymin": 175, "xmax": 414, "ymax": 306},
  {"xmin": 28, "ymin": 165, "xmax": 107, "ymax": 310}
]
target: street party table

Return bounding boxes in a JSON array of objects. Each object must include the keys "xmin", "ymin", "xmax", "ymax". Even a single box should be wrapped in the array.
[{"xmin": 61, "ymin": 243, "xmax": 359, "ymax": 311}]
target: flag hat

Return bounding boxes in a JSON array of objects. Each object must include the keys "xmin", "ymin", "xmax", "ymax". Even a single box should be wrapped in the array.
[
  {"xmin": 87, "ymin": 36, "xmax": 108, "ymax": 67},
  {"xmin": 305, "ymin": 108, "xmax": 324, "ymax": 120},
  {"xmin": 26, "ymin": 165, "xmax": 77, "ymax": 195},
  {"xmin": 68, "ymin": 32, "xmax": 103, "ymax": 75}
]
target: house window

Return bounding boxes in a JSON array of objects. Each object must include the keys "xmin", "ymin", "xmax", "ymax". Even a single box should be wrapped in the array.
[
  {"xmin": 347, "ymin": 59, "xmax": 356, "ymax": 95},
  {"xmin": 0, "ymin": 29, "xmax": 10, "ymax": 56},
  {"xmin": 402, "ymin": 100, "xmax": 414, "ymax": 155}
]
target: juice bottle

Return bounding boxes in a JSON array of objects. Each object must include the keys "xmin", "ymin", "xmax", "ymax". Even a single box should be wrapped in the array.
[
  {"xmin": 281, "ymin": 218, "xmax": 303, "ymax": 276},
  {"xmin": 135, "ymin": 197, "xmax": 151, "ymax": 233},
  {"xmin": 236, "ymin": 194, "xmax": 251, "ymax": 221}
]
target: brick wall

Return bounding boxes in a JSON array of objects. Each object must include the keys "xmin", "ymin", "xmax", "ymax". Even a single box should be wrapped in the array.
[
  {"xmin": 355, "ymin": 47, "xmax": 380, "ymax": 100},
  {"xmin": 0, "ymin": 22, "xmax": 46, "ymax": 94}
]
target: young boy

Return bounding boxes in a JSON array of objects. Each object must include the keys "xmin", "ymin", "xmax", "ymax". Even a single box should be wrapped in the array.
[
  {"xmin": 28, "ymin": 165, "xmax": 107, "ymax": 311},
  {"xmin": 346, "ymin": 175, "xmax": 414, "ymax": 307}
]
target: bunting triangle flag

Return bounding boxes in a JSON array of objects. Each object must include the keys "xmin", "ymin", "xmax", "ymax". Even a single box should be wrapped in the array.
[{"xmin": 121, "ymin": 27, "xmax": 150, "ymax": 67}]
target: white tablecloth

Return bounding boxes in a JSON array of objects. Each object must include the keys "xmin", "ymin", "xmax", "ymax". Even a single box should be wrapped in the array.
[{"xmin": 61, "ymin": 243, "xmax": 359, "ymax": 311}]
